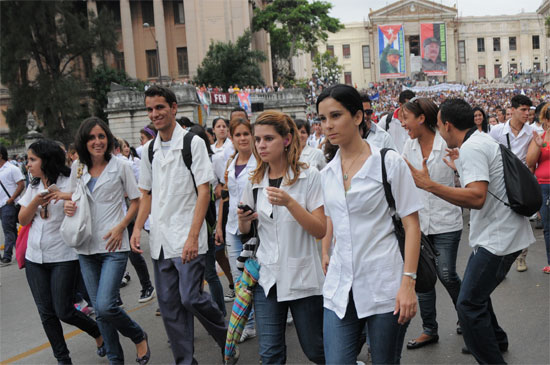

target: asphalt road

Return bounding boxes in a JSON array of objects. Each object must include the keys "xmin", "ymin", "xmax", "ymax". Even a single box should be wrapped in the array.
[{"xmin": 0, "ymin": 214, "xmax": 548, "ymax": 365}]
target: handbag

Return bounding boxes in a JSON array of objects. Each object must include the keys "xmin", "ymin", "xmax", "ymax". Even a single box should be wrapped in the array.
[
  {"xmin": 60, "ymin": 163, "xmax": 92, "ymax": 248},
  {"xmin": 15, "ymin": 223, "xmax": 31, "ymax": 269},
  {"xmin": 380, "ymin": 148, "xmax": 438, "ymax": 294}
]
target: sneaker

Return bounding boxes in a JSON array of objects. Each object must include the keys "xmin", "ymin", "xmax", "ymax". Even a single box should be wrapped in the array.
[
  {"xmin": 224, "ymin": 288, "xmax": 236, "ymax": 302},
  {"xmin": 516, "ymin": 257, "xmax": 527, "ymax": 272},
  {"xmin": 239, "ymin": 327, "xmax": 256, "ymax": 343},
  {"xmin": 139, "ymin": 287, "xmax": 156, "ymax": 303},
  {"xmin": 0, "ymin": 257, "xmax": 12, "ymax": 266},
  {"xmin": 120, "ymin": 272, "xmax": 131, "ymax": 287},
  {"xmin": 155, "ymin": 307, "xmax": 161, "ymax": 316},
  {"xmin": 286, "ymin": 310, "xmax": 293, "ymax": 325},
  {"xmin": 543, "ymin": 266, "xmax": 550, "ymax": 274}
]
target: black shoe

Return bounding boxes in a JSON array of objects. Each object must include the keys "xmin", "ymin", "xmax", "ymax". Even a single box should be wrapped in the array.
[
  {"xmin": 116, "ymin": 297, "xmax": 124, "ymax": 308},
  {"xmin": 407, "ymin": 335, "xmax": 439, "ymax": 349},
  {"xmin": 120, "ymin": 272, "xmax": 131, "ymax": 287},
  {"xmin": 462, "ymin": 343, "xmax": 508, "ymax": 355},
  {"xmin": 0, "ymin": 257, "xmax": 12, "ymax": 265},
  {"xmin": 136, "ymin": 332, "xmax": 151, "ymax": 365},
  {"xmin": 97, "ymin": 342, "xmax": 106, "ymax": 357},
  {"xmin": 456, "ymin": 321, "xmax": 462, "ymax": 335},
  {"xmin": 138, "ymin": 286, "xmax": 156, "ymax": 303}
]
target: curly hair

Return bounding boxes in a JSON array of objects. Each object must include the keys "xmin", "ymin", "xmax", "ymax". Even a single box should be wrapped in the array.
[
  {"xmin": 28, "ymin": 139, "xmax": 71, "ymax": 187},
  {"xmin": 250, "ymin": 111, "xmax": 306, "ymax": 186}
]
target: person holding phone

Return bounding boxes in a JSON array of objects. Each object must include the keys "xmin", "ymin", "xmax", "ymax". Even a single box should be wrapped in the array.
[{"xmin": 237, "ymin": 111, "xmax": 326, "ymax": 363}]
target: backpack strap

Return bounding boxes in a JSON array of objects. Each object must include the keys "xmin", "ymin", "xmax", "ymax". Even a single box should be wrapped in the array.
[
  {"xmin": 506, "ymin": 133, "xmax": 511, "ymax": 150},
  {"xmin": 380, "ymin": 148, "xmax": 396, "ymax": 212},
  {"xmin": 148, "ymin": 137, "xmax": 155, "ymax": 165},
  {"xmin": 182, "ymin": 132, "xmax": 197, "ymax": 195}
]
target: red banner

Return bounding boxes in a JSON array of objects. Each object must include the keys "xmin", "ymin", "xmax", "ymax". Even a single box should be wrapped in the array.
[{"xmin": 210, "ymin": 92, "xmax": 230, "ymax": 104}]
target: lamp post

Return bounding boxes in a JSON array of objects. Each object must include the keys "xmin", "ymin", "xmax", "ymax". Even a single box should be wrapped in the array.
[{"xmin": 143, "ymin": 22, "xmax": 162, "ymax": 85}]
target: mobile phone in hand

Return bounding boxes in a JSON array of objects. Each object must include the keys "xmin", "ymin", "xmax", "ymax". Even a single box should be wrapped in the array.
[
  {"xmin": 47, "ymin": 184, "xmax": 59, "ymax": 192},
  {"xmin": 238, "ymin": 204, "xmax": 255, "ymax": 213}
]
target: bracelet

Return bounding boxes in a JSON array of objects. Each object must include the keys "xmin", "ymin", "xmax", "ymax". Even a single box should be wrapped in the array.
[{"xmin": 403, "ymin": 272, "xmax": 417, "ymax": 280}]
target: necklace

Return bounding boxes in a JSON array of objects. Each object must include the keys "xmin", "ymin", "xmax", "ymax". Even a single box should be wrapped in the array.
[
  {"xmin": 509, "ymin": 122, "xmax": 522, "ymax": 133},
  {"xmin": 342, "ymin": 143, "xmax": 366, "ymax": 181}
]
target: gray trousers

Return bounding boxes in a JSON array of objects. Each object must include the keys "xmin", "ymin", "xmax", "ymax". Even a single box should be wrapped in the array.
[{"xmin": 153, "ymin": 250, "xmax": 227, "ymax": 365}]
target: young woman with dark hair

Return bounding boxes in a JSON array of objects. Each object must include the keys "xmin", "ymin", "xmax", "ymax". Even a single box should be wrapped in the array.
[
  {"xmin": 472, "ymin": 106, "xmax": 489, "ymax": 133},
  {"xmin": 401, "ymin": 98, "xmax": 464, "ymax": 350},
  {"xmin": 317, "ymin": 84, "xmax": 421, "ymax": 364},
  {"xmin": 211, "ymin": 117, "xmax": 233, "ymax": 154},
  {"xmin": 295, "ymin": 118, "xmax": 326, "ymax": 171},
  {"xmin": 18, "ymin": 139, "xmax": 105, "ymax": 364},
  {"xmin": 65, "ymin": 117, "xmax": 150, "ymax": 364},
  {"xmin": 238, "ymin": 111, "xmax": 326, "ymax": 363}
]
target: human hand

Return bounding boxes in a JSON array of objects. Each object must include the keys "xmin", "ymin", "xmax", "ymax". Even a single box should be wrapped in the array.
[
  {"xmin": 533, "ymin": 131, "xmax": 544, "ymax": 147},
  {"xmin": 393, "ymin": 277, "xmax": 417, "ymax": 324},
  {"xmin": 322, "ymin": 253, "xmax": 330, "ymax": 275},
  {"xmin": 104, "ymin": 225, "xmax": 125, "ymax": 252},
  {"xmin": 130, "ymin": 229, "xmax": 143, "ymax": 254},
  {"xmin": 64, "ymin": 200, "xmax": 77, "ymax": 217},
  {"xmin": 237, "ymin": 205, "xmax": 258, "ymax": 224},
  {"xmin": 265, "ymin": 187, "xmax": 292, "ymax": 207},
  {"xmin": 404, "ymin": 157, "xmax": 433, "ymax": 191},
  {"xmin": 214, "ymin": 225, "xmax": 224, "ymax": 245},
  {"xmin": 181, "ymin": 236, "xmax": 199, "ymax": 264}
]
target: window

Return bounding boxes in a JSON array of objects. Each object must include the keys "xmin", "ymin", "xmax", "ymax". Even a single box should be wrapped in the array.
[
  {"xmin": 115, "ymin": 52, "xmax": 125, "ymax": 71},
  {"xmin": 478, "ymin": 65, "xmax": 486, "ymax": 79},
  {"xmin": 142, "ymin": 1, "xmax": 154, "ymax": 26},
  {"xmin": 409, "ymin": 35, "xmax": 420, "ymax": 56},
  {"xmin": 326, "ymin": 45, "xmax": 334, "ymax": 57},
  {"xmin": 510, "ymin": 63, "xmax": 517, "ymax": 72},
  {"xmin": 362, "ymin": 45, "xmax": 371, "ymax": 68},
  {"xmin": 173, "ymin": 1, "xmax": 185, "ymax": 24},
  {"xmin": 146, "ymin": 50, "xmax": 159, "ymax": 78},
  {"xmin": 532, "ymin": 35, "xmax": 540, "ymax": 50},
  {"xmin": 509, "ymin": 37, "xmax": 517, "ymax": 51},
  {"xmin": 477, "ymin": 38, "xmax": 485, "ymax": 52},
  {"xmin": 494, "ymin": 64, "xmax": 501, "ymax": 78},
  {"xmin": 458, "ymin": 40, "xmax": 466, "ymax": 63},
  {"xmin": 342, "ymin": 44, "xmax": 350, "ymax": 58},
  {"xmin": 534, "ymin": 62, "xmax": 540, "ymax": 71},
  {"xmin": 493, "ymin": 38, "xmax": 500, "ymax": 52},
  {"xmin": 344, "ymin": 72, "xmax": 352, "ymax": 85},
  {"xmin": 177, "ymin": 47, "xmax": 189, "ymax": 76}
]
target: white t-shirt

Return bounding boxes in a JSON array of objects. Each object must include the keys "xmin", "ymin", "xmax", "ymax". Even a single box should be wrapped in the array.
[
  {"xmin": 402, "ymin": 132, "xmax": 463, "ymax": 235},
  {"xmin": 139, "ymin": 124, "xmax": 215, "ymax": 259},
  {"xmin": 365, "ymin": 122, "xmax": 397, "ymax": 150},
  {"xmin": 321, "ymin": 145, "xmax": 423, "ymax": 319},
  {"xmin": 0, "ymin": 162, "xmax": 24, "ymax": 207},
  {"xmin": 300, "ymin": 145, "xmax": 326, "ymax": 171},
  {"xmin": 20, "ymin": 176, "xmax": 78, "ymax": 263},
  {"xmin": 377, "ymin": 112, "xmax": 409, "ymax": 154},
  {"xmin": 240, "ymin": 166, "xmax": 325, "ymax": 301},
  {"xmin": 489, "ymin": 120, "xmax": 534, "ymax": 163},
  {"xmin": 457, "ymin": 131, "xmax": 534, "ymax": 255}
]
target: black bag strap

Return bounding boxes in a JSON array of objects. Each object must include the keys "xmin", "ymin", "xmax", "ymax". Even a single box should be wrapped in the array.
[
  {"xmin": 380, "ymin": 148, "xmax": 396, "ymax": 213},
  {"xmin": 0, "ymin": 179, "xmax": 11, "ymax": 198},
  {"xmin": 385, "ymin": 111, "xmax": 393, "ymax": 132},
  {"xmin": 506, "ymin": 133, "xmax": 511, "ymax": 150}
]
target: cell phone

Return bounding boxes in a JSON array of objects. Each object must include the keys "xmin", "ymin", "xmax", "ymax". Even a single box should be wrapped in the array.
[
  {"xmin": 39, "ymin": 189, "xmax": 50, "ymax": 197},
  {"xmin": 238, "ymin": 204, "xmax": 255, "ymax": 213},
  {"xmin": 48, "ymin": 184, "xmax": 59, "ymax": 192}
]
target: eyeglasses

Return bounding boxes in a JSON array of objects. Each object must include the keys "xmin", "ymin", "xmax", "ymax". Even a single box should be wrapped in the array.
[{"xmin": 40, "ymin": 204, "xmax": 49, "ymax": 219}]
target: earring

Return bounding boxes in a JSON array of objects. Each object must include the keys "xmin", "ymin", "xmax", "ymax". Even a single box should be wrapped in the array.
[{"xmin": 285, "ymin": 146, "xmax": 288, "ymax": 152}]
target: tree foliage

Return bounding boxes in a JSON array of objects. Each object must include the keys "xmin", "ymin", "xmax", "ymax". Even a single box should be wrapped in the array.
[
  {"xmin": 312, "ymin": 51, "xmax": 342, "ymax": 86},
  {"xmin": 252, "ymin": 0, "xmax": 343, "ymax": 80},
  {"xmin": 0, "ymin": 1, "xmax": 119, "ymax": 144},
  {"xmin": 194, "ymin": 30, "xmax": 266, "ymax": 90}
]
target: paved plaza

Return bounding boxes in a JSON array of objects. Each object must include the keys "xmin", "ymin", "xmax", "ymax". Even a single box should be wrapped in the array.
[{"xmin": 0, "ymin": 214, "xmax": 548, "ymax": 365}]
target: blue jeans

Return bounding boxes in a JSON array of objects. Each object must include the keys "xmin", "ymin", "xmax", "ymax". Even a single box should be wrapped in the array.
[
  {"xmin": 26, "ymin": 260, "xmax": 101, "ymax": 363},
  {"xmin": 254, "ymin": 284, "xmax": 324, "ymax": 364},
  {"xmin": 227, "ymin": 231, "xmax": 254, "ymax": 328},
  {"xmin": 79, "ymin": 252, "xmax": 145, "ymax": 364},
  {"xmin": 205, "ymin": 233, "xmax": 226, "ymax": 316},
  {"xmin": 0, "ymin": 203, "xmax": 18, "ymax": 260},
  {"xmin": 324, "ymin": 292, "xmax": 408, "ymax": 365},
  {"xmin": 417, "ymin": 230, "xmax": 462, "ymax": 336},
  {"xmin": 540, "ymin": 184, "xmax": 550, "ymax": 265},
  {"xmin": 457, "ymin": 247, "xmax": 521, "ymax": 364}
]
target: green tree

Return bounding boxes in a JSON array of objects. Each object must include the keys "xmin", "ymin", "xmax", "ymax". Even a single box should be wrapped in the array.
[
  {"xmin": 252, "ymin": 0, "xmax": 343, "ymax": 80},
  {"xmin": 0, "ymin": 1, "xmax": 119, "ymax": 144},
  {"xmin": 312, "ymin": 51, "xmax": 342, "ymax": 86},
  {"xmin": 194, "ymin": 30, "xmax": 266, "ymax": 90}
]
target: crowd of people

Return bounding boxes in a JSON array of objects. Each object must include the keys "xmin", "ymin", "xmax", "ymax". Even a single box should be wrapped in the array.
[{"xmin": 0, "ymin": 82, "xmax": 547, "ymax": 365}]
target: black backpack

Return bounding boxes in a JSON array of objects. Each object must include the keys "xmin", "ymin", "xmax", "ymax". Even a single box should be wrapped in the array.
[{"xmin": 148, "ymin": 132, "xmax": 217, "ymax": 230}]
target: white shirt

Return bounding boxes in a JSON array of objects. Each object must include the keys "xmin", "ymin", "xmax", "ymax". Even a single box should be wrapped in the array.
[
  {"xmin": 211, "ymin": 138, "xmax": 233, "ymax": 155},
  {"xmin": 321, "ymin": 145, "xmax": 423, "ymax": 319},
  {"xmin": 69, "ymin": 157, "xmax": 141, "ymax": 255},
  {"xmin": 226, "ymin": 153, "xmax": 257, "ymax": 235},
  {"xmin": 140, "ymin": 124, "xmax": 215, "ymax": 260},
  {"xmin": 0, "ymin": 162, "xmax": 24, "ymax": 207},
  {"xmin": 300, "ymin": 145, "xmax": 326, "ymax": 171},
  {"xmin": 378, "ymin": 112, "xmax": 409, "ymax": 154},
  {"xmin": 20, "ymin": 176, "xmax": 78, "ymax": 263},
  {"xmin": 120, "ymin": 155, "xmax": 141, "ymax": 183},
  {"xmin": 489, "ymin": 121, "xmax": 534, "ymax": 163},
  {"xmin": 307, "ymin": 133, "xmax": 325, "ymax": 149},
  {"xmin": 402, "ymin": 132, "xmax": 463, "ymax": 235},
  {"xmin": 365, "ymin": 122, "xmax": 397, "ymax": 150},
  {"xmin": 457, "ymin": 131, "xmax": 534, "ymax": 255},
  {"xmin": 240, "ymin": 166, "xmax": 325, "ymax": 301}
]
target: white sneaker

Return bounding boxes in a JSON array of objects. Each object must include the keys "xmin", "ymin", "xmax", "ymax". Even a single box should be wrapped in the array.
[
  {"xmin": 224, "ymin": 288, "xmax": 236, "ymax": 302},
  {"xmin": 239, "ymin": 327, "xmax": 256, "ymax": 343}
]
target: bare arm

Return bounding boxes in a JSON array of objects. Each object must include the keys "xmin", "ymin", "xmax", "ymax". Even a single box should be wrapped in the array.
[
  {"xmin": 104, "ymin": 197, "xmax": 139, "ymax": 252},
  {"xmin": 130, "ymin": 189, "xmax": 151, "ymax": 253},
  {"xmin": 526, "ymin": 137, "xmax": 542, "ymax": 173},
  {"xmin": 321, "ymin": 216, "xmax": 333, "ymax": 275},
  {"xmin": 7, "ymin": 181, "xmax": 25, "ymax": 204},
  {"xmin": 215, "ymin": 197, "xmax": 225, "ymax": 245}
]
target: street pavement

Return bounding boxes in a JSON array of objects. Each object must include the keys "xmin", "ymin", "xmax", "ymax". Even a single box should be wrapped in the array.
[{"xmin": 0, "ymin": 213, "xmax": 548, "ymax": 365}]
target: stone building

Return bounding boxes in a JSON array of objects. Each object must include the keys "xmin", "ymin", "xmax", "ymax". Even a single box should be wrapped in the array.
[{"xmin": 316, "ymin": 0, "xmax": 549, "ymax": 88}]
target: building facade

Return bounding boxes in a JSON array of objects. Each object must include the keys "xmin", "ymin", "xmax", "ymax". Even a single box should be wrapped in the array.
[{"xmin": 318, "ymin": 0, "xmax": 549, "ymax": 89}]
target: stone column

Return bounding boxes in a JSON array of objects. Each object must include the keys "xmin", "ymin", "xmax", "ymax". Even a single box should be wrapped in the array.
[
  {"xmin": 153, "ymin": 0, "xmax": 169, "ymax": 79},
  {"xmin": 120, "ymin": 0, "xmax": 137, "ymax": 78}
]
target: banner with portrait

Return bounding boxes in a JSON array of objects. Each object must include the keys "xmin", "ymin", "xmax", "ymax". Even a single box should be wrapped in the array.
[
  {"xmin": 378, "ymin": 24, "xmax": 406, "ymax": 78},
  {"xmin": 420, "ymin": 23, "xmax": 448, "ymax": 76}
]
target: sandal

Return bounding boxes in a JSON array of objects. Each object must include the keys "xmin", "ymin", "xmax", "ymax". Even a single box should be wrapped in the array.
[
  {"xmin": 543, "ymin": 266, "xmax": 550, "ymax": 274},
  {"xmin": 407, "ymin": 334, "xmax": 439, "ymax": 349}
]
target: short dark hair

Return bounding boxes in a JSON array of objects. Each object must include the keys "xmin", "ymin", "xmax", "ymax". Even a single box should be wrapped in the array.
[
  {"xmin": 399, "ymin": 90, "xmax": 416, "ymax": 104},
  {"xmin": 28, "ymin": 139, "xmax": 71, "ymax": 187},
  {"xmin": 188, "ymin": 124, "xmax": 214, "ymax": 156},
  {"xmin": 177, "ymin": 116, "xmax": 194, "ymax": 128},
  {"xmin": 359, "ymin": 93, "xmax": 371, "ymax": 103},
  {"xmin": 0, "ymin": 145, "xmax": 7, "ymax": 161},
  {"xmin": 74, "ymin": 117, "xmax": 114, "ymax": 168},
  {"xmin": 230, "ymin": 107, "xmax": 248, "ymax": 120},
  {"xmin": 294, "ymin": 119, "xmax": 310, "ymax": 135},
  {"xmin": 510, "ymin": 94, "xmax": 532, "ymax": 108},
  {"xmin": 439, "ymin": 98, "xmax": 474, "ymax": 131},
  {"xmin": 144, "ymin": 85, "xmax": 177, "ymax": 106},
  {"xmin": 212, "ymin": 117, "xmax": 228, "ymax": 129}
]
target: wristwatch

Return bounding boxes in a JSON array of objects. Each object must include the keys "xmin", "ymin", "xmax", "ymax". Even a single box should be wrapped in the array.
[{"xmin": 403, "ymin": 272, "xmax": 417, "ymax": 280}]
